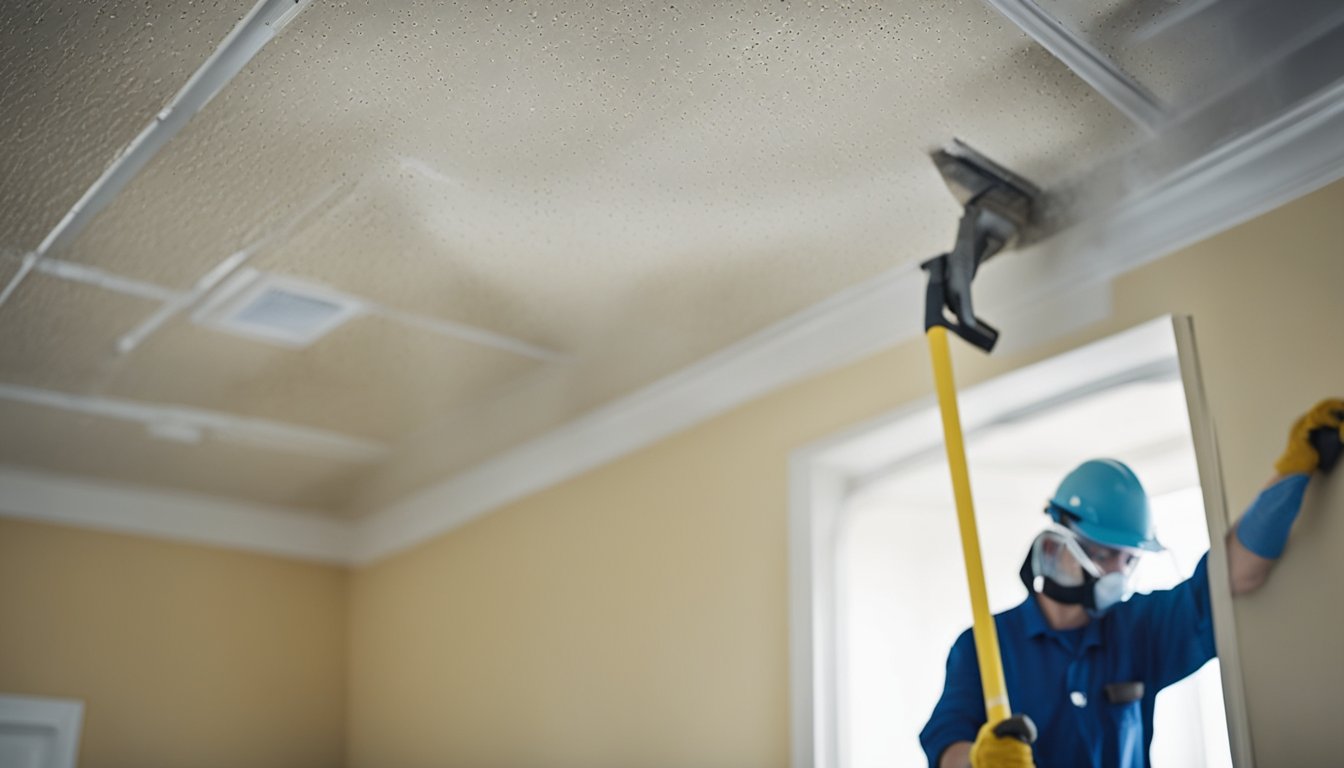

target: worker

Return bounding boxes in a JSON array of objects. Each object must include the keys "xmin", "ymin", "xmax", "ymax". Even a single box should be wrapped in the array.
[{"xmin": 920, "ymin": 398, "xmax": 1344, "ymax": 768}]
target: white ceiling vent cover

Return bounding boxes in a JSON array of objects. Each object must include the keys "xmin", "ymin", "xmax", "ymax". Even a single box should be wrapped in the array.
[{"xmin": 192, "ymin": 269, "xmax": 363, "ymax": 348}]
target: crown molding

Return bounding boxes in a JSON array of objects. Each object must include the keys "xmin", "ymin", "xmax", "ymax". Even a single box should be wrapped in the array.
[{"xmin": 0, "ymin": 465, "xmax": 353, "ymax": 564}]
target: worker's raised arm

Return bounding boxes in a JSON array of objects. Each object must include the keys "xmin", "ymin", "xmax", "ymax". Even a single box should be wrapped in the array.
[
  {"xmin": 1227, "ymin": 509, "xmax": 1279, "ymax": 596},
  {"xmin": 1226, "ymin": 398, "xmax": 1342, "ymax": 596}
]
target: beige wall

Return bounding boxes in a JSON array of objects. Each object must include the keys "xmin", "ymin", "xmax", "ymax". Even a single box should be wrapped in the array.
[
  {"xmin": 0, "ymin": 518, "xmax": 348, "ymax": 768},
  {"xmin": 347, "ymin": 179, "xmax": 1344, "ymax": 767}
]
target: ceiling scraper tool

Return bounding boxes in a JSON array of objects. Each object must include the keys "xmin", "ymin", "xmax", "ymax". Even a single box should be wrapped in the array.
[
  {"xmin": 921, "ymin": 139, "xmax": 1046, "ymax": 743},
  {"xmin": 924, "ymin": 139, "xmax": 1047, "ymax": 353}
]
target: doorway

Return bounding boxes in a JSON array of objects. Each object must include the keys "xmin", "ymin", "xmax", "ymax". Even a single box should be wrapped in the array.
[{"xmin": 836, "ymin": 375, "xmax": 1231, "ymax": 767}]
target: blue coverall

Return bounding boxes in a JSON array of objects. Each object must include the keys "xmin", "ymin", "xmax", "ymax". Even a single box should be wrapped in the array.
[{"xmin": 919, "ymin": 554, "xmax": 1216, "ymax": 768}]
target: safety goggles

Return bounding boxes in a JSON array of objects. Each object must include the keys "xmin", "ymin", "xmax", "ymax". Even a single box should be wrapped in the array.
[
  {"xmin": 1031, "ymin": 524, "xmax": 1142, "ymax": 589},
  {"xmin": 1075, "ymin": 534, "xmax": 1141, "ymax": 575}
]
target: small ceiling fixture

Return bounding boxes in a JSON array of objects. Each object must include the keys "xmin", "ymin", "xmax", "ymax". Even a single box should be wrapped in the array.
[{"xmin": 192, "ymin": 269, "xmax": 363, "ymax": 348}]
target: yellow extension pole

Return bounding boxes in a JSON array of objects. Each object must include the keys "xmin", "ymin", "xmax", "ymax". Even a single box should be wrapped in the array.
[{"xmin": 927, "ymin": 325, "xmax": 1012, "ymax": 724}]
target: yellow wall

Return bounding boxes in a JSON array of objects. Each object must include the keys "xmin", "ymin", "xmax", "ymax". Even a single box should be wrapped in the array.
[
  {"xmin": 0, "ymin": 518, "xmax": 348, "ymax": 768},
  {"xmin": 347, "ymin": 179, "xmax": 1344, "ymax": 767}
]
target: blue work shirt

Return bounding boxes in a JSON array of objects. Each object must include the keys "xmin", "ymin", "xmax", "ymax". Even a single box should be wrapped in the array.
[{"xmin": 920, "ymin": 553, "xmax": 1216, "ymax": 768}]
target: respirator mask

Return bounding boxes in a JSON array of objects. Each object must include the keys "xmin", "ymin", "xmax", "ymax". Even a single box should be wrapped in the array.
[{"xmin": 1019, "ymin": 523, "xmax": 1141, "ymax": 616}]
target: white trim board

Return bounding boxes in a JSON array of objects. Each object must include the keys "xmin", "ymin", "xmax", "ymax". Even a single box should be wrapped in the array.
[
  {"xmin": 1173, "ymin": 316, "xmax": 1255, "ymax": 767},
  {"xmin": 6, "ymin": 77, "xmax": 1344, "ymax": 566},
  {"xmin": 0, "ymin": 466, "xmax": 353, "ymax": 564}
]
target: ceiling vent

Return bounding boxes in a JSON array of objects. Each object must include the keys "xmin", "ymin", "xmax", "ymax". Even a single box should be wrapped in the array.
[{"xmin": 192, "ymin": 269, "xmax": 363, "ymax": 348}]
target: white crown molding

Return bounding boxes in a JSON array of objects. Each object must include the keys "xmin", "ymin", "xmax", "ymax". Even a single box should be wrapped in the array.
[
  {"xmin": 8, "ymin": 80, "xmax": 1344, "ymax": 567},
  {"xmin": 0, "ymin": 465, "xmax": 353, "ymax": 564}
]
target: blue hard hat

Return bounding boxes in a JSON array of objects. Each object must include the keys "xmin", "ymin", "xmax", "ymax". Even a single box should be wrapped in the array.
[{"xmin": 1047, "ymin": 459, "xmax": 1163, "ymax": 552}]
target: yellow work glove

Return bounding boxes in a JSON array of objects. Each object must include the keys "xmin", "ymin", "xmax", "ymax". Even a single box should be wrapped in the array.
[
  {"xmin": 969, "ymin": 715, "xmax": 1037, "ymax": 768},
  {"xmin": 1275, "ymin": 398, "xmax": 1344, "ymax": 476}
]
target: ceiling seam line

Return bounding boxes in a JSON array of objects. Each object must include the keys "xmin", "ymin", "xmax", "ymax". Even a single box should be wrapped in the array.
[
  {"xmin": 0, "ymin": 254, "xmax": 185, "ymax": 304},
  {"xmin": 0, "ymin": 382, "xmax": 387, "ymax": 464},
  {"xmin": 114, "ymin": 183, "xmax": 351, "ymax": 355},
  {"xmin": 979, "ymin": 0, "xmax": 1166, "ymax": 133}
]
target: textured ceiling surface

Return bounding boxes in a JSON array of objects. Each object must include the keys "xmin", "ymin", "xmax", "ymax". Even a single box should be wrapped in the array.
[
  {"xmin": 0, "ymin": 1, "xmax": 255, "ymax": 248},
  {"xmin": 0, "ymin": 0, "xmax": 1138, "ymax": 517}
]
